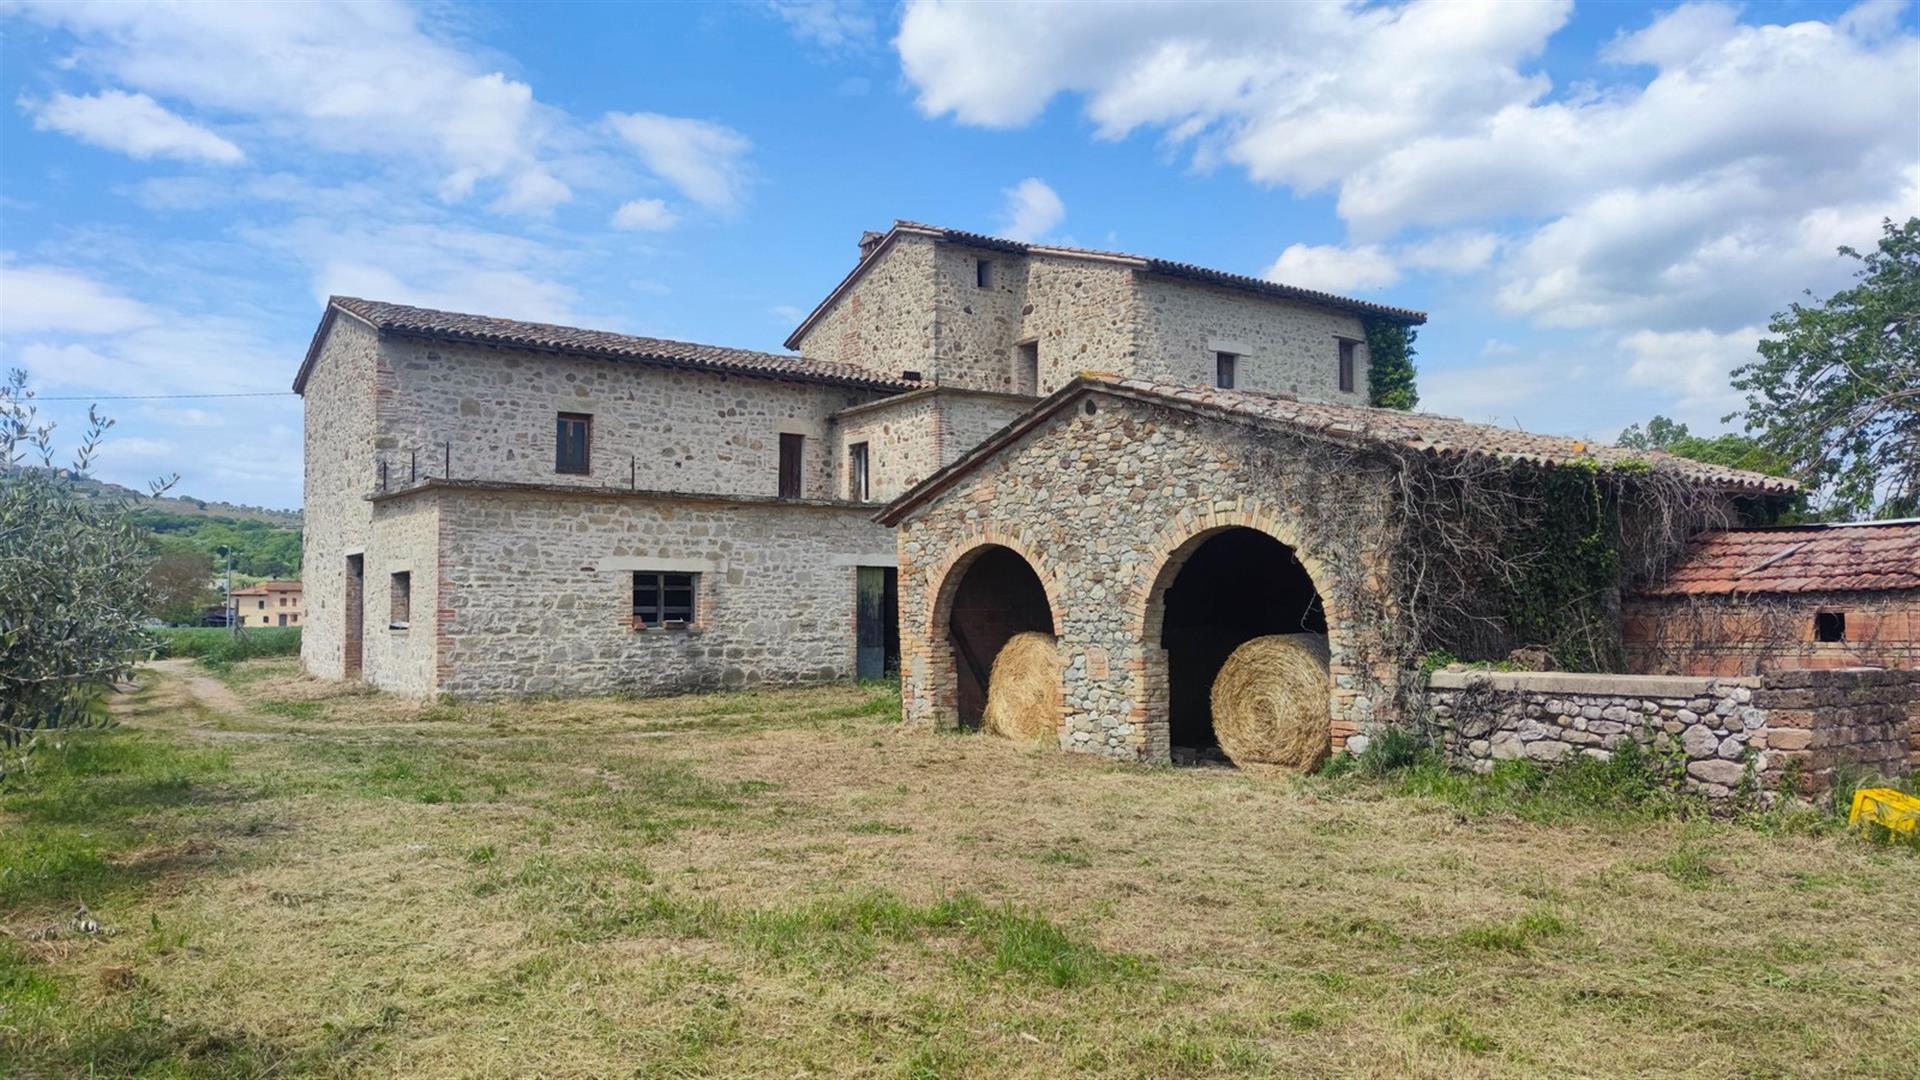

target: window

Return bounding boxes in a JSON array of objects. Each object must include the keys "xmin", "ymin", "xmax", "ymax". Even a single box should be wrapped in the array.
[
  {"xmin": 278, "ymin": 614, "xmax": 288, "ymax": 627},
  {"xmin": 778, "ymin": 432, "xmax": 805, "ymax": 498},
  {"xmin": 849, "ymin": 441, "xmax": 870, "ymax": 502},
  {"xmin": 1338, "ymin": 339, "xmax": 1356, "ymax": 393},
  {"xmin": 1016, "ymin": 341, "xmax": 1039, "ymax": 395},
  {"xmin": 975, "ymin": 258, "xmax": 992, "ymax": 288},
  {"xmin": 633, "ymin": 572, "xmax": 697, "ymax": 628},
  {"xmin": 390, "ymin": 571, "xmax": 411, "ymax": 629},
  {"xmin": 556, "ymin": 412, "xmax": 592, "ymax": 474},
  {"xmin": 1814, "ymin": 611, "xmax": 1845, "ymax": 642},
  {"xmin": 1215, "ymin": 352, "xmax": 1237, "ymax": 389}
]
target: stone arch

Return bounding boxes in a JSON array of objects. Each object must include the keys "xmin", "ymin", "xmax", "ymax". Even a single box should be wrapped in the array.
[
  {"xmin": 922, "ymin": 531, "xmax": 1065, "ymax": 732},
  {"xmin": 1129, "ymin": 502, "xmax": 1351, "ymax": 762}
]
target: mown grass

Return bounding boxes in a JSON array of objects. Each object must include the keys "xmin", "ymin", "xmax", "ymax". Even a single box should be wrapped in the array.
[{"xmin": 3, "ymin": 663, "xmax": 1916, "ymax": 1078}]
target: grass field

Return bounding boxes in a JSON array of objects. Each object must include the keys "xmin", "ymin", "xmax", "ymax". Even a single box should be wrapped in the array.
[
  {"xmin": 149, "ymin": 626, "xmax": 302, "ymax": 666},
  {"xmin": 2, "ymin": 660, "xmax": 1916, "ymax": 1077}
]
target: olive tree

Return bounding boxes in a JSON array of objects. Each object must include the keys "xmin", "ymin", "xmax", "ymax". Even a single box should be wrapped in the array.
[{"xmin": 1, "ymin": 370, "xmax": 173, "ymax": 767}]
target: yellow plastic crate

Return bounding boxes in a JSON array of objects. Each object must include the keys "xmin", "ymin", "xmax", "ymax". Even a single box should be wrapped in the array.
[{"xmin": 1848, "ymin": 787, "xmax": 1920, "ymax": 837}]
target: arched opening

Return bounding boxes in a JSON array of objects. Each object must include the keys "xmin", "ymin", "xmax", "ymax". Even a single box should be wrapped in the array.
[
  {"xmin": 944, "ymin": 545, "xmax": 1055, "ymax": 729},
  {"xmin": 1159, "ymin": 527, "xmax": 1325, "ymax": 763}
]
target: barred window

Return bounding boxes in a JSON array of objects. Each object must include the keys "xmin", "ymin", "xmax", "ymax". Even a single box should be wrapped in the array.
[{"xmin": 633, "ymin": 572, "xmax": 697, "ymax": 628}]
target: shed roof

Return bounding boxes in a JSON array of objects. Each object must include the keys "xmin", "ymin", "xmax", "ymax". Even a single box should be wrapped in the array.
[
  {"xmin": 1639, "ymin": 519, "xmax": 1920, "ymax": 596},
  {"xmin": 230, "ymin": 580, "xmax": 302, "ymax": 597},
  {"xmin": 877, "ymin": 376, "xmax": 1796, "ymax": 525},
  {"xmin": 784, "ymin": 220, "xmax": 1426, "ymax": 350},
  {"xmin": 294, "ymin": 297, "xmax": 914, "ymax": 394}
]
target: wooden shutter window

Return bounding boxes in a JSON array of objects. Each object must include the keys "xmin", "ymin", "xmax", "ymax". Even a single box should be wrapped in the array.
[
  {"xmin": 1338, "ymin": 340, "xmax": 1356, "ymax": 393},
  {"xmin": 778, "ymin": 433, "xmax": 804, "ymax": 498},
  {"xmin": 849, "ymin": 441, "xmax": 870, "ymax": 502},
  {"xmin": 556, "ymin": 412, "xmax": 592, "ymax": 474},
  {"xmin": 1215, "ymin": 352, "xmax": 1236, "ymax": 389}
]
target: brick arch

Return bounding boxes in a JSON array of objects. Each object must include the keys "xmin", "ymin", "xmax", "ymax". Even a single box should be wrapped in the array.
[
  {"xmin": 1126, "ymin": 501, "xmax": 1352, "ymax": 761},
  {"xmin": 916, "ymin": 529, "xmax": 1067, "ymax": 734}
]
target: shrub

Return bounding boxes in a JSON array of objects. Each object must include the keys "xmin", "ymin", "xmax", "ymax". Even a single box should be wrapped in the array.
[{"xmin": 152, "ymin": 627, "xmax": 301, "ymax": 668}]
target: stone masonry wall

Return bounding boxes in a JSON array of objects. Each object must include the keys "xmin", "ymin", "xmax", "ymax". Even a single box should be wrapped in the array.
[
  {"xmin": 360, "ymin": 496, "xmax": 441, "ymax": 695},
  {"xmin": 1625, "ymin": 590, "xmax": 1920, "ymax": 677},
  {"xmin": 792, "ymin": 233, "xmax": 937, "ymax": 381},
  {"xmin": 376, "ymin": 335, "xmax": 880, "ymax": 502},
  {"xmin": 932, "ymin": 242, "xmax": 1031, "ymax": 393},
  {"xmin": 422, "ymin": 486, "xmax": 896, "ymax": 697},
  {"xmin": 896, "ymin": 390, "xmax": 1402, "ymax": 760},
  {"xmin": 1013, "ymin": 255, "xmax": 1142, "ymax": 395},
  {"xmin": 834, "ymin": 392, "xmax": 942, "ymax": 503},
  {"xmin": 1134, "ymin": 276, "xmax": 1371, "ymax": 404},
  {"xmin": 1426, "ymin": 668, "xmax": 1918, "ymax": 800},
  {"xmin": 300, "ymin": 315, "xmax": 382, "ymax": 681}
]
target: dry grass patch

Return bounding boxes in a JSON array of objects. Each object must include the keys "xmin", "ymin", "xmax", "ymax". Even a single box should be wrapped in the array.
[{"xmin": 2, "ymin": 663, "xmax": 1916, "ymax": 1077}]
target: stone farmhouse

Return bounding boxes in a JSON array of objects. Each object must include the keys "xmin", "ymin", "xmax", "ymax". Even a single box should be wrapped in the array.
[
  {"xmin": 295, "ymin": 221, "xmax": 1422, "ymax": 697},
  {"xmin": 296, "ymin": 219, "xmax": 1914, "ymax": 793}
]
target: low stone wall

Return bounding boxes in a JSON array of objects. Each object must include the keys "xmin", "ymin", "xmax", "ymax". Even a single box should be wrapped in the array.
[{"xmin": 1424, "ymin": 667, "xmax": 1918, "ymax": 800}]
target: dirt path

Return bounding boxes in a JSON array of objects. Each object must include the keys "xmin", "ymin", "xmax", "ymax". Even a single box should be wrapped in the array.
[{"xmin": 143, "ymin": 658, "xmax": 248, "ymax": 717}]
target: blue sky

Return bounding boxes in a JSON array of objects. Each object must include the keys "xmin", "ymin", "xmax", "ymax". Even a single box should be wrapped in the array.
[{"xmin": 1, "ymin": 0, "xmax": 1914, "ymax": 508}]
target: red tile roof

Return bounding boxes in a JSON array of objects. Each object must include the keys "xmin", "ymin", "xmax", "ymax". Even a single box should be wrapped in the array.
[
  {"xmin": 879, "ymin": 376, "xmax": 1796, "ymax": 525},
  {"xmin": 1640, "ymin": 519, "xmax": 1920, "ymax": 596},
  {"xmin": 786, "ymin": 220, "xmax": 1425, "ymax": 349},
  {"xmin": 296, "ymin": 297, "xmax": 914, "ymax": 394}
]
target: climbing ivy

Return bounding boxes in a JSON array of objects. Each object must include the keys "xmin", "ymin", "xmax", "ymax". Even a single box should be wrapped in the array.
[
  {"xmin": 1363, "ymin": 319, "xmax": 1418, "ymax": 411},
  {"xmin": 1487, "ymin": 463, "xmax": 1628, "ymax": 672}
]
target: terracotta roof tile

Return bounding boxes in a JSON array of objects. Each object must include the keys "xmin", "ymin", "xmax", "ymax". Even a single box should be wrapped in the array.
[
  {"xmin": 1641, "ymin": 520, "xmax": 1920, "ymax": 596},
  {"xmin": 300, "ymin": 297, "xmax": 913, "ymax": 394},
  {"xmin": 1101, "ymin": 379, "xmax": 1796, "ymax": 494}
]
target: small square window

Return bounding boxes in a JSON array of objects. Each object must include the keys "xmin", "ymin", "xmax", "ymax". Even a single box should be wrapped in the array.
[
  {"xmin": 390, "ymin": 571, "xmax": 411, "ymax": 629},
  {"xmin": 1814, "ymin": 611, "xmax": 1845, "ymax": 642},
  {"xmin": 1215, "ymin": 352, "xmax": 1237, "ymax": 389},
  {"xmin": 633, "ymin": 572, "xmax": 698, "ymax": 628},
  {"xmin": 975, "ymin": 258, "xmax": 992, "ymax": 288}
]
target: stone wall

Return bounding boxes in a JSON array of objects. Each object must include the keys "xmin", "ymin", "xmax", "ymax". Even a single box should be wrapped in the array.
[
  {"xmin": 1426, "ymin": 667, "xmax": 1918, "ymax": 799},
  {"xmin": 376, "ymin": 336, "xmax": 881, "ymax": 501},
  {"xmin": 895, "ymin": 389, "xmax": 1402, "ymax": 760},
  {"xmin": 1134, "ymin": 276, "xmax": 1371, "ymax": 405},
  {"xmin": 299, "ymin": 315, "xmax": 383, "ymax": 681},
  {"xmin": 1625, "ymin": 590, "xmax": 1920, "ymax": 677},
  {"xmin": 834, "ymin": 392, "xmax": 942, "ymax": 503},
  {"xmin": 932, "ymin": 242, "xmax": 1030, "ymax": 393},
  {"xmin": 791, "ymin": 233, "xmax": 937, "ymax": 380},
  {"xmin": 360, "ymin": 496, "xmax": 441, "ymax": 695},
  {"xmin": 418, "ymin": 485, "xmax": 896, "ymax": 697}
]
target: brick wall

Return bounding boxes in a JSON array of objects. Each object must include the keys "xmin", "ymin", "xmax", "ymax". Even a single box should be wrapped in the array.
[
  {"xmin": 1624, "ymin": 590, "xmax": 1920, "ymax": 676},
  {"xmin": 1426, "ymin": 668, "xmax": 1918, "ymax": 800}
]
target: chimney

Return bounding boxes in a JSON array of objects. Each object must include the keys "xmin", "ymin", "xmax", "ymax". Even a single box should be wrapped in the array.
[{"xmin": 858, "ymin": 230, "xmax": 886, "ymax": 261}]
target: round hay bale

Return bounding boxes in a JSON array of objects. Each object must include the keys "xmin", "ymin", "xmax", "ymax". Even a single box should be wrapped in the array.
[
  {"xmin": 982, "ymin": 632, "xmax": 1059, "ymax": 741},
  {"xmin": 1209, "ymin": 634, "xmax": 1331, "ymax": 771}
]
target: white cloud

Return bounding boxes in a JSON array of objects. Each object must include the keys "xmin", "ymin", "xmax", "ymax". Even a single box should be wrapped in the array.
[
  {"xmin": 997, "ymin": 177, "xmax": 1065, "ymax": 242},
  {"xmin": 767, "ymin": 1, "xmax": 878, "ymax": 51},
  {"xmin": 25, "ymin": 89, "xmax": 243, "ymax": 164},
  {"xmin": 1419, "ymin": 361, "xmax": 1555, "ymax": 423},
  {"xmin": 1265, "ymin": 243, "xmax": 1397, "ymax": 292},
  {"xmin": 611, "ymin": 198, "xmax": 679, "ymax": 231},
  {"xmin": 1618, "ymin": 324, "xmax": 1764, "ymax": 421},
  {"xmin": 0, "ymin": 263, "xmax": 156, "ymax": 334},
  {"xmin": 1401, "ymin": 231, "xmax": 1499, "ymax": 274},
  {"xmin": 769, "ymin": 304, "xmax": 807, "ymax": 323},
  {"xmin": 5, "ymin": 1, "xmax": 573, "ymax": 215},
  {"xmin": 607, "ymin": 113, "xmax": 752, "ymax": 213}
]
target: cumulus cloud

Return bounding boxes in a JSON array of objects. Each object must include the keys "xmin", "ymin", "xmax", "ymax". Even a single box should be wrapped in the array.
[
  {"xmin": 608, "ymin": 113, "xmax": 752, "ymax": 214},
  {"xmin": 997, "ymin": 178, "xmax": 1065, "ymax": 242},
  {"xmin": 610, "ymin": 198, "xmax": 679, "ymax": 231},
  {"xmin": 5, "ymin": 1, "xmax": 569, "ymax": 214},
  {"xmin": 1618, "ymin": 324, "xmax": 1765, "ymax": 421},
  {"xmin": 1265, "ymin": 244, "xmax": 1397, "ymax": 293},
  {"xmin": 25, "ymin": 90, "xmax": 243, "ymax": 164},
  {"xmin": 766, "ymin": 1, "xmax": 878, "ymax": 51},
  {"xmin": 0, "ymin": 263, "xmax": 157, "ymax": 334}
]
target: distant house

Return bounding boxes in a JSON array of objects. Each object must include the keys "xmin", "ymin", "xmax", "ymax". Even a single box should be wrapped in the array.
[
  {"xmin": 230, "ymin": 580, "xmax": 304, "ymax": 629},
  {"xmin": 1626, "ymin": 520, "xmax": 1920, "ymax": 676}
]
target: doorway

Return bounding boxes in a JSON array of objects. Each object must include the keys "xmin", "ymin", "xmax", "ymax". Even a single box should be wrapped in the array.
[
  {"xmin": 856, "ymin": 566, "xmax": 899, "ymax": 679},
  {"xmin": 344, "ymin": 553, "xmax": 364, "ymax": 678}
]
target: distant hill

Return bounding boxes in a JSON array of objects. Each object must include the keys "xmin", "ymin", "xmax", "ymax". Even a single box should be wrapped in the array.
[
  {"xmin": 48, "ymin": 469, "xmax": 301, "ymax": 527},
  {"xmin": 11, "ymin": 468, "xmax": 305, "ymax": 577}
]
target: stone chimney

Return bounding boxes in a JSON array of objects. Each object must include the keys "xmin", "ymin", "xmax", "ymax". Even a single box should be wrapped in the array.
[{"xmin": 858, "ymin": 230, "xmax": 886, "ymax": 261}]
